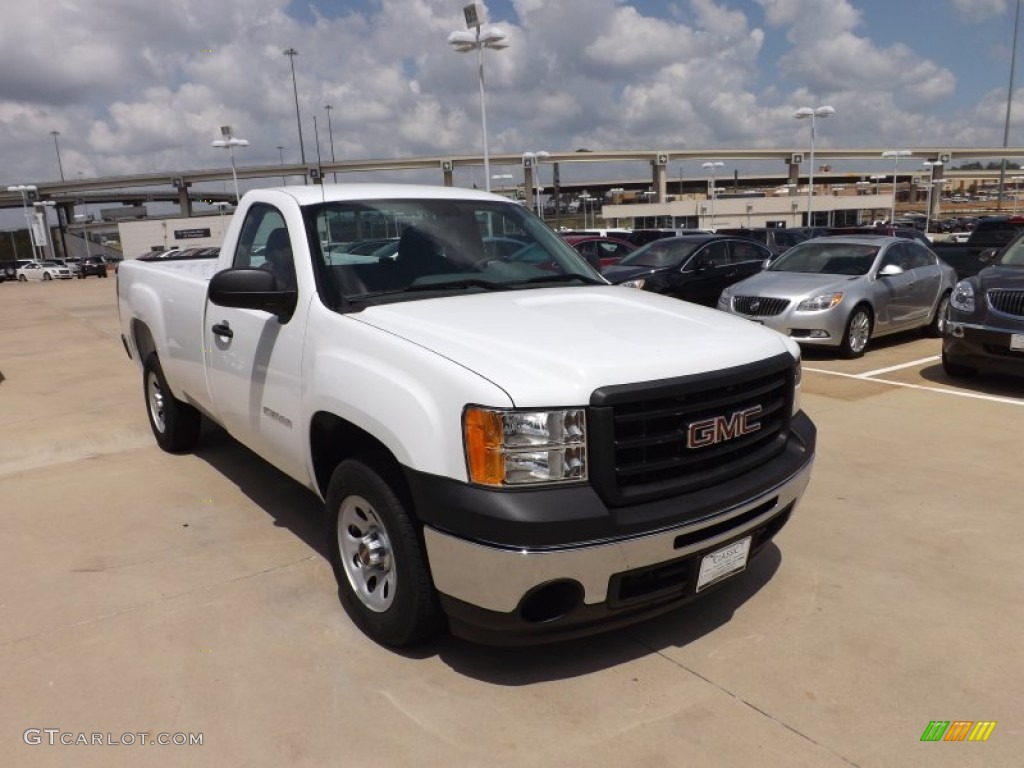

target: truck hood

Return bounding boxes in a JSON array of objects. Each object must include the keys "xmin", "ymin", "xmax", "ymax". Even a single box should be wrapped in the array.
[{"xmin": 350, "ymin": 286, "xmax": 795, "ymax": 406}]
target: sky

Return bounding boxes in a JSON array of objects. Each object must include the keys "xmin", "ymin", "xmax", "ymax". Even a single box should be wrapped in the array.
[{"xmin": 1, "ymin": 0, "xmax": 1023, "ymax": 196}]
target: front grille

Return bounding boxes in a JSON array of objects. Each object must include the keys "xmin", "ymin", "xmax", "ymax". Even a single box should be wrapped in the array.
[
  {"xmin": 733, "ymin": 296, "xmax": 790, "ymax": 317},
  {"xmin": 588, "ymin": 354, "xmax": 794, "ymax": 505},
  {"xmin": 987, "ymin": 289, "xmax": 1024, "ymax": 318}
]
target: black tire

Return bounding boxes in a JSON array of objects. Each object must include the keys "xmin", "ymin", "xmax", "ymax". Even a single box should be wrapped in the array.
[
  {"xmin": 43, "ymin": 272, "xmax": 52, "ymax": 281},
  {"xmin": 325, "ymin": 459, "xmax": 443, "ymax": 647},
  {"xmin": 840, "ymin": 305, "xmax": 872, "ymax": 359},
  {"xmin": 18, "ymin": 275, "xmax": 26, "ymax": 282},
  {"xmin": 924, "ymin": 292, "xmax": 950, "ymax": 338},
  {"xmin": 101, "ymin": 271, "xmax": 108, "ymax": 278},
  {"xmin": 942, "ymin": 351, "xmax": 977, "ymax": 378},
  {"xmin": 143, "ymin": 353, "xmax": 202, "ymax": 453}
]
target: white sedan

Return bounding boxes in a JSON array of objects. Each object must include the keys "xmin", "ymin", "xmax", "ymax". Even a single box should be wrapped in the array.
[{"xmin": 16, "ymin": 261, "xmax": 73, "ymax": 281}]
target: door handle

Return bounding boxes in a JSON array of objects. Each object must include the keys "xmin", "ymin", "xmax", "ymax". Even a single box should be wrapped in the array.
[{"xmin": 211, "ymin": 322, "xmax": 233, "ymax": 338}]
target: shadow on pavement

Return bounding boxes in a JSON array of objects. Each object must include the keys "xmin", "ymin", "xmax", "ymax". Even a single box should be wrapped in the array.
[
  {"xmin": 918, "ymin": 363, "xmax": 1024, "ymax": 398},
  {"xmin": 192, "ymin": 425, "xmax": 328, "ymax": 559}
]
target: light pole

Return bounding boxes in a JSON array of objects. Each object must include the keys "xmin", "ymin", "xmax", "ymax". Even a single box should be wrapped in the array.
[
  {"xmin": 448, "ymin": 4, "xmax": 509, "ymax": 193},
  {"xmin": 283, "ymin": 48, "xmax": 306, "ymax": 165},
  {"xmin": 923, "ymin": 160, "xmax": 943, "ymax": 234},
  {"xmin": 211, "ymin": 127, "xmax": 249, "ymax": 204},
  {"xmin": 881, "ymin": 150, "xmax": 911, "ymax": 223},
  {"xmin": 678, "ymin": 164, "xmax": 685, "ymax": 198},
  {"xmin": 276, "ymin": 145, "xmax": 287, "ymax": 185},
  {"xmin": 793, "ymin": 105, "xmax": 835, "ymax": 226},
  {"xmin": 999, "ymin": 0, "xmax": 1022, "ymax": 207},
  {"xmin": 522, "ymin": 151, "xmax": 550, "ymax": 216},
  {"xmin": 1014, "ymin": 175, "xmax": 1024, "ymax": 214},
  {"xmin": 702, "ymin": 161, "xmax": 723, "ymax": 230},
  {"xmin": 74, "ymin": 213, "xmax": 91, "ymax": 259},
  {"xmin": 50, "ymin": 131, "xmax": 65, "ymax": 181},
  {"xmin": 213, "ymin": 201, "xmax": 232, "ymax": 242},
  {"xmin": 324, "ymin": 104, "xmax": 337, "ymax": 182},
  {"xmin": 7, "ymin": 184, "xmax": 42, "ymax": 261}
]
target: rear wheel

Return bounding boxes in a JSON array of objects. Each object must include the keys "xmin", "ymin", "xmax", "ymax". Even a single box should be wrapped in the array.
[
  {"xmin": 18, "ymin": 275, "xmax": 26, "ymax": 282},
  {"xmin": 924, "ymin": 292, "xmax": 950, "ymax": 338},
  {"xmin": 942, "ymin": 351, "xmax": 977, "ymax": 378},
  {"xmin": 325, "ymin": 459, "xmax": 443, "ymax": 647},
  {"xmin": 143, "ymin": 353, "xmax": 201, "ymax": 452},
  {"xmin": 840, "ymin": 306, "xmax": 872, "ymax": 359}
]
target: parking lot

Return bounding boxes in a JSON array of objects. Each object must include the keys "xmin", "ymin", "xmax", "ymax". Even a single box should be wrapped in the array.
[{"xmin": 1, "ymin": 278, "xmax": 1021, "ymax": 768}]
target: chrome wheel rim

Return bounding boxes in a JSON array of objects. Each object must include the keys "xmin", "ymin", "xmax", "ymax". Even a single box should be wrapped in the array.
[
  {"xmin": 338, "ymin": 495, "xmax": 395, "ymax": 613},
  {"xmin": 849, "ymin": 311, "xmax": 870, "ymax": 353},
  {"xmin": 146, "ymin": 370, "xmax": 166, "ymax": 433}
]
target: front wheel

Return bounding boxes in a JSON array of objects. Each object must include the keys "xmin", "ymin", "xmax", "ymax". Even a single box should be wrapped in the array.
[
  {"xmin": 43, "ymin": 272, "xmax": 52, "ymax": 281},
  {"xmin": 325, "ymin": 460, "xmax": 443, "ymax": 647},
  {"xmin": 924, "ymin": 292, "xmax": 950, "ymax": 338},
  {"xmin": 840, "ymin": 306, "xmax": 872, "ymax": 359},
  {"xmin": 18, "ymin": 275, "xmax": 26, "ymax": 282},
  {"xmin": 143, "ymin": 353, "xmax": 201, "ymax": 452}
]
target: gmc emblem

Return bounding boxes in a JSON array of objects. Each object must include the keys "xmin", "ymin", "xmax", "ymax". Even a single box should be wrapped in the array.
[{"xmin": 686, "ymin": 406, "xmax": 763, "ymax": 449}]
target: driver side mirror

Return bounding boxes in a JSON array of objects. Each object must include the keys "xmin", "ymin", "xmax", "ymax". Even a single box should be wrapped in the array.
[
  {"xmin": 208, "ymin": 268, "xmax": 297, "ymax": 320},
  {"xmin": 878, "ymin": 263, "xmax": 904, "ymax": 277},
  {"xmin": 978, "ymin": 248, "xmax": 999, "ymax": 264}
]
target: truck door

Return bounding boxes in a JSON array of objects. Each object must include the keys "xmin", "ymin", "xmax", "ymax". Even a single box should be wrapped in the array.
[{"xmin": 203, "ymin": 203, "xmax": 309, "ymax": 483}]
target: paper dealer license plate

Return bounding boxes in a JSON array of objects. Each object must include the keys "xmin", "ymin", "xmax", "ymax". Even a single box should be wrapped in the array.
[
  {"xmin": 1010, "ymin": 334, "xmax": 1024, "ymax": 352},
  {"xmin": 696, "ymin": 537, "xmax": 752, "ymax": 592}
]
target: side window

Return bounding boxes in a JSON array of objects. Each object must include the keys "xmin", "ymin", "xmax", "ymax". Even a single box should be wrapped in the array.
[
  {"xmin": 729, "ymin": 241, "xmax": 765, "ymax": 264},
  {"xmin": 232, "ymin": 204, "xmax": 296, "ymax": 289},
  {"xmin": 880, "ymin": 243, "xmax": 910, "ymax": 270},
  {"xmin": 699, "ymin": 241, "xmax": 730, "ymax": 267},
  {"xmin": 907, "ymin": 243, "xmax": 935, "ymax": 269}
]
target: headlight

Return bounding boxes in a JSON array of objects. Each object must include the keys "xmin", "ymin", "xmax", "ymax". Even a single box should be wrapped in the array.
[
  {"xmin": 464, "ymin": 407, "xmax": 587, "ymax": 486},
  {"xmin": 796, "ymin": 292, "xmax": 843, "ymax": 312},
  {"xmin": 620, "ymin": 279, "xmax": 646, "ymax": 289},
  {"xmin": 717, "ymin": 292, "xmax": 731, "ymax": 309},
  {"xmin": 792, "ymin": 356, "xmax": 802, "ymax": 416},
  {"xmin": 950, "ymin": 280, "xmax": 975, "ymax": 312}
]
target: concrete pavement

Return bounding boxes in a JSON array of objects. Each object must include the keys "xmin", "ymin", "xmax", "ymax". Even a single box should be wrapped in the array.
[{"xmin": 1, "ymin": 278, "xmax": 1020, "ymax": 767}]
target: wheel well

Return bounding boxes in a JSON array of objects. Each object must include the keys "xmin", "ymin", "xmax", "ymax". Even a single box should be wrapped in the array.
[
  {"xmin": 132, "ymin": 320, "xmax": 157, "ymax": 363},
  {"xmin": 852, "ymin": 302, "xmax": 874, "ymax": 325},
  {"xmin": 310, "ymin": 412, "xmax": 410, "ymax": 505}
]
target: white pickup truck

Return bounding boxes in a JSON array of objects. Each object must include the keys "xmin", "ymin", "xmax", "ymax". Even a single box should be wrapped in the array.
[{"xmin": 117, "ymin": 184, "xmax": 816, "ymax": 647}]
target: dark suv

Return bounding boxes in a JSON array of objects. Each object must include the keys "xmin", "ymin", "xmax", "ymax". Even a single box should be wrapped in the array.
[
  {"xmin": 78, "ymin": 256, "xmax": 108, "ymax": 278},
  {"xmin": 717, "ymin": 227, "xmax": 808, "ymax": 256}
]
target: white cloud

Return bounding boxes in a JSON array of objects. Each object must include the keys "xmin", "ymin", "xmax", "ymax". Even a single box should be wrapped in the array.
[{"xmin": 951, "ymin": 0, "xmax": 1009, "ymax": 21}]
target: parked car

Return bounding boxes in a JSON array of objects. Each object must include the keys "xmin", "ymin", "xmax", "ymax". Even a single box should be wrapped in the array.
[
  {"xmin": 78, "ymin": 256, "xmax": 108, "ymax": 278},
  {"xmin": 560, "ymin": 234, "xmax": 636, "ymax": 270},
  {"xmin": 932, "ymin": 215, "xmax": 1024, "ymax": 279},
  {"xmin": 719, "ymin": 236, "xmax": 957, "ymax": 358},
  {"xmin": 604, "ymin": 235, "xmax": 773, "ymax": 307},
  {"xmin": 17, "ymin": 260, "xmax": 73, "ymax": 281},
  {"xmin": 825, "ymin": 226, "xmax": 932, "ymax": 247},
  {"xmin": 1, "ymin": 260, "xmax": 18, "ymax": 282},
  {"xmin": 943, "ymin": 233, "xmax": 1024, "ymax": 379},
  {"xmin": 620, "ymin": 228, "xmax": 708, "ymax": 247},
  {"xmin": 717, "ymin": 227, "xmax": 809, "ymax": 257}
]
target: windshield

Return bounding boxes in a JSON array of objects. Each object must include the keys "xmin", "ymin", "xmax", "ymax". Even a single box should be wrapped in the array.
[
  {"xmin": 997, "ymin": 237, "xmax": 1024, "ymax": 266},
  {"xmin": 305, "ymin": 198, "xmax": 603, "ymax": 309},
  {"xmin": 617, "ymin": 238, "xmax": 700, "ymax": 268},
  {"xmin": 768, "ymin": 242, "xmax": 879, "ymax": 275}
]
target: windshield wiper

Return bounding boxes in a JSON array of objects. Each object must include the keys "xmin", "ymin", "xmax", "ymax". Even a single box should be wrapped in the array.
[
  {"xmin": 509, "ymin": 273, "xmax": 607, "ymax": 287},
  {"xmin": 403, "ymin": 278, "xmax": 511, "ymax": 292}
]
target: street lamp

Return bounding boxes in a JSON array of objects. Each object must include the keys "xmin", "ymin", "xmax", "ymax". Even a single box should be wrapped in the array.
[
  {"xmin": 211, "ymin": 127, "xmax": 249, "ymax": 204},
  {"xmin": 922, "ymin": 160, "xmax": 943, "ymax": 234},
  {"xmin": 448, "ymin": 4, "xmax": 509, "ymax": 193},
  {"xmin": 881, "ymin": 150, "xmax": 911, "ymax": 223},
  {"xmin": 522, "ymin": 151, "xmax": 550, "ymax": 216},
  {"xmin": 7, "ymin": 184, "xmax": 42, "ymax": 261},
  {"xmin": 213, "ymin": 201, "xmax": 232, "ymax": 242},
  {"xmin": 283, "ymin": 48, "xmax": 306, "ymax": 165},
  {"xmin": 701, "ymin": 161, "xmax": 723, "ymax": 230},
  {"xmin": 793, "ymin": 105, "xmax": 836, "ymax": 225},
  {"xmin": 74, "ymin": 213, "xmax": 91, "ymax": 259},
  {"xmin": 50, "ymin": 131, "xmax": 65, "ymax": 181},
  {"xmin": 324, "ymin": 105, "xmax": 337, "ymax": 182}
]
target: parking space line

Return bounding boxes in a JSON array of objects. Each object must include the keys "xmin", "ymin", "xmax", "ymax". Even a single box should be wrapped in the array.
[
  {"xmin": 803, "ymin": 367, "xmax": 1024, "ymax": 406},
  {"xmin": 853, "ymin": 356, "xmax": 940, "ymax": 378}
]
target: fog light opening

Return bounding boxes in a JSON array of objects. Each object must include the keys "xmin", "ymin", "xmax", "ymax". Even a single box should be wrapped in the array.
[{"xmin": 518, "ymin": 580, "xmax": 584, "ymax": 624}]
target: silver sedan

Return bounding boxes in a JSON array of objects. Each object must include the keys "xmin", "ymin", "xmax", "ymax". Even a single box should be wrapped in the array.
[{"xmin": 718, "ymin": 236, "xmax": 957, "ymax": 358}]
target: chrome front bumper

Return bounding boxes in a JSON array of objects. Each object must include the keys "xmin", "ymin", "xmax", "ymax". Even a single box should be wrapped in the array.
[{"xmin": 423, "ymin": 458, "xmax": 814, "ymax": 614}]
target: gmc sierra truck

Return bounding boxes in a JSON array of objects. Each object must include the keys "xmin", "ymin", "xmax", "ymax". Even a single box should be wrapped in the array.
[{"xmin": 117, "ymin": 184, "xmax": 816, "ymax": 647}]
